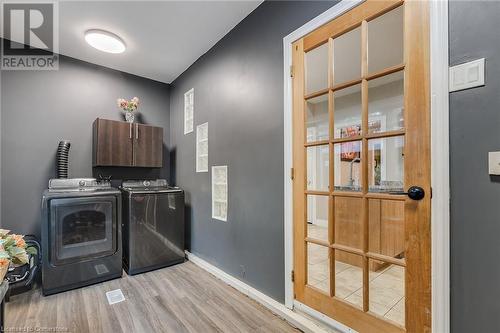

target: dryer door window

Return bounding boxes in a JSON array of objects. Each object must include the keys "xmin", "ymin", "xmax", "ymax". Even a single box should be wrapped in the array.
[{"xmin": 49, "ymin": 196, "xmax": 117, "ymax": 265}]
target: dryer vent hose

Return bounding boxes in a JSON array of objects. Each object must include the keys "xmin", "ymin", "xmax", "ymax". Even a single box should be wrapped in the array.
[{"xmin": 56, "ymin": 140, "xmax": 71, "ymax": 179}]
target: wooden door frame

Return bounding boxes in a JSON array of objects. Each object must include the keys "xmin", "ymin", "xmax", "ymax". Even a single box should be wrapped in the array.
[{"xmin": 282, "ymin": 1, "xmax": 450, "ymax": 332}]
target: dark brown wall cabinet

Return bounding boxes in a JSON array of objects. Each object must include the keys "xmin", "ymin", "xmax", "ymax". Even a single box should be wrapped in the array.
[{"xmin": 93, "ymin": 118, "xmax": 163, "ymax": 167}]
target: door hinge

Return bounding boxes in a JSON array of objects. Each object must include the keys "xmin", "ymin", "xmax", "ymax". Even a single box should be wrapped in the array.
[
  {"xmin": 290, "ymin": 167, "xmax": 295, "ymax": 180},
  {"xmin": 290, "ymin": 65, "xmax": 294, "ymax": 78},
  {"xmin": 291, "ymin": 270, "xmax": 295, "ymax": 282}
]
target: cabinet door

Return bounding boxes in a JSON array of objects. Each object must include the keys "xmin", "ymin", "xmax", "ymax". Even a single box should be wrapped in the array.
[
  {"xmin": 93, "ymin": 119, "xmax": 133, "ymax": 166},
  {"xmin": 133, "ymin": 123, "xmax": 163, "ymax": 167}
]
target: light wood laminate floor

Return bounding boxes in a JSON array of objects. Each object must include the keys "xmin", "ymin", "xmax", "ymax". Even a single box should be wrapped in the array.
[{"xmin": 6, "ymin": 261, "xmax": 299, "ymax": 333}]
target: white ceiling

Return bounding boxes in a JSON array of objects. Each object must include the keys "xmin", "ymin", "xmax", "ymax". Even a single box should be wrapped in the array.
[{"xmin": 4, "ymin": 1, "xmax": 262, "ymax": 83}]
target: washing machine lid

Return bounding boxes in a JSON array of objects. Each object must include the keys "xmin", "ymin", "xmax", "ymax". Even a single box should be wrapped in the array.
[{"xmin": 120, "ymin": 179, "xmax": 182, "ymax": 194}]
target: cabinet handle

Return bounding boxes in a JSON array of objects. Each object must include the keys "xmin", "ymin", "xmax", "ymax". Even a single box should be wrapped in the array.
[
  {"xmin": 129, "ymin": 123, "xmax": 132, "ymax": 139},
  {"xmin": 135, "ymin": 123, "xmax": 138, "ymax": 140}
]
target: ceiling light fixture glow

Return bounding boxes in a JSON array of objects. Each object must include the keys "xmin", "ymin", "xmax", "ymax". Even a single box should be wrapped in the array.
[{"xmin": 84, "ymin": 29, "xmax": 126, "ymax": 54}]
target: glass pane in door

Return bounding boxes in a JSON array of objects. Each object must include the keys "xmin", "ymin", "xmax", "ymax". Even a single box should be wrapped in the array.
[
  {"xmin": 306, "ymin": 94, "xmax": 329, "ymax": 143},
  {"xmin": 368, "ymin": 136, "xmax": 404, "ymax": 192},
  {"xmin": 305, "ymin": 43, "xmax": 329, "ymax": 94},
  {"xmin": 368, "ymin": 6, "xmax": 404, "ymax": 74},
  {"xmin": 368, "ymin": 199, "xmax": 405, "ymax": 258},
  {"xmin": 333, "ymin": 26, "xmax": 362, "ymax": 85},
  {"xmin": 334, "ymin": 84, "xmax": 362, "ymax": 139},
  {"xmin": 334, "ymin": 141, "xmax": 362, "ymax": 191},
  {"xmin": 307, "ymin": 145, "xmax": 330, "ymax": 192},
  {"xmin": 335, "ymin": 249, "xmax": 363, "ymax": 308},
  {"xmin": 307, "ymin": 195, "xmax": 329, "ymax": 242},
  {"xmin": 368, "ymin": 71, "xmax": 404, "ymax": 133},
  {"xmin": 307, "ymin": 243, "xmax": 330, "ymax": 294},
  {"xmin": 334, "ymin": 197, "xmax": 363, "ymax": 250},
  {"xmin": 368, "ymin": 259, "xmax": 405, "ymax": 327}
]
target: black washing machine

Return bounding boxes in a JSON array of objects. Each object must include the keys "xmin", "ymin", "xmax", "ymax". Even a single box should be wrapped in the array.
[
  {"xmin": 120, "ymin": 179, "xmax": 185, "ymax": 275},
  {"xmin": 41, "ymin": 178, "xmax": 122, "ymax": 295}
]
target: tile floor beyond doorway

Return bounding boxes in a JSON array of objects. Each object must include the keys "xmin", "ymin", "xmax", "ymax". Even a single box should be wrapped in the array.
[{"xmin": 307, "ymin": 224, "xmax": 405, "ymax": 326}]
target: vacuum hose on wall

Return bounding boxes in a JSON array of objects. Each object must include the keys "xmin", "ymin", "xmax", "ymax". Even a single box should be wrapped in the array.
[{"xmin": 56, "ymin": 140, "xmax": 71, "ymax": 179}]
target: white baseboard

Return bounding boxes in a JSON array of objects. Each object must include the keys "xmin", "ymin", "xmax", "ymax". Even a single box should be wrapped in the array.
[{"xmin": 186, "ymin": 251, "xmax": 339, "ymax": 333}]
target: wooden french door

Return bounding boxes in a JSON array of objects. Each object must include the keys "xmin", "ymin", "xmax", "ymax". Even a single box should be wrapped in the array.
[{"xmin": 292, "ymin": 1, "xmax": 430, "ymax": 332}]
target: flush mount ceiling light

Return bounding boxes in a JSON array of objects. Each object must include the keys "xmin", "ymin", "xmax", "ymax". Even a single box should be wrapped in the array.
[{"xmin": 84, "ymin": 29, "xmax": 126, "ymax": 54}]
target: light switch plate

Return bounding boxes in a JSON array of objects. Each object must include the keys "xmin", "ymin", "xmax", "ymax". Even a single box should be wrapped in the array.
[
  {"xmin": 488, "ymin": 152, "xmax": 500, "ymax": 175},
  {"xmin": 449, "ymin": 58, "xmax": 485, "ymax": 92}
]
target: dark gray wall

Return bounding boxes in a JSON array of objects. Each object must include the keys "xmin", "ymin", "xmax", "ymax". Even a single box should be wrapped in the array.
[
  {"xmin": 1, "ymin": 54, "xmax": 170, "ymax": 237},
  {"xmin": 169, "ymin": 1, "xmax": 337, "ymax": 302},
  {"xmin": 449, "ymin": 1, "xmax": 500, "ymax": 332}
]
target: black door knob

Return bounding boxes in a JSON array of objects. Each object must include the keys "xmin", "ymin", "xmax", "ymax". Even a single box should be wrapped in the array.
[{"xmin": 389, "ymin": 186, "xmax": 425, "ymax": 200}]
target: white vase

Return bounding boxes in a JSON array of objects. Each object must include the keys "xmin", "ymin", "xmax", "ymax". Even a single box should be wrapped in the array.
[{"xmin": 125, "ymin": 112, "xmax": 135, "ymax": 123}]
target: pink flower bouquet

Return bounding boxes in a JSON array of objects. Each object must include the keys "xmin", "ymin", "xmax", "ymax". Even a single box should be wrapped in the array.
[
  {"xmin": 0, "ymin": 229, "xmax": 37, "ymax": 267},
  {"xmin": 117, "ymin": 96, "xmax": 140, "ymax": 113}
]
